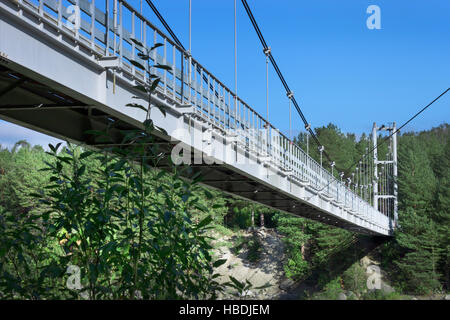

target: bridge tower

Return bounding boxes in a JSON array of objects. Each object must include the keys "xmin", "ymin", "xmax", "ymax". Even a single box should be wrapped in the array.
[{"xmin": 372, "ymin": 122, "xmax": 398, "ymax": 228}]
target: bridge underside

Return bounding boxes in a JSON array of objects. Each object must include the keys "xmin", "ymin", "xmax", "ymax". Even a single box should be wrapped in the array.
[{"xmin": 0, "ymin": 65, "xmax": 386, "ymax": 236}]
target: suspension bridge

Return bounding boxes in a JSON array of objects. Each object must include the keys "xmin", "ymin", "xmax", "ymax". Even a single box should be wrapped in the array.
[{"xmin": 0, "ymin": 0, "xmax": 398, "ymax": 236}]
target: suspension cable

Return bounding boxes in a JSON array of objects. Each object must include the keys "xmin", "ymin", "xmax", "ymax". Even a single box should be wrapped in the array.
[
  {"xmin": 234, "ymin": 0, "xmax": 238, "ymax": 96},
  {"xmin": 264, "ymin": 48, "xmax": 270, "ymax": 122},
  {"xmin": 240, "ymin": 0, "xmax": 335, "ymax": 167},
  {"xmin": 145, "ymin": 0, "xmax": 185, "ymax": 50}
]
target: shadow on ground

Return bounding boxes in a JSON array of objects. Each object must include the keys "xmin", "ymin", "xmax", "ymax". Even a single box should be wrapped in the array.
[{"xmin": 278, "ymin": 235, "xmax": 390, "ymax": 299}]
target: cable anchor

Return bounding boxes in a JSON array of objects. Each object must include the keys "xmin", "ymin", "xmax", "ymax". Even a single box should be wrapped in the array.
[{"xmin": 286, "ymin": 91, "xmax": 294, "ymax": 99}]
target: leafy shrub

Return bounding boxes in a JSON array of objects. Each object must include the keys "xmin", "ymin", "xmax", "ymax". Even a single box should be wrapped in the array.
[
  {"xmin": 342, "ymin": 262, "xmax": 367, "ymax": 293},
  {"xmin": 284, "ymin": 251, "xmax": 309, "ymax": 279}
]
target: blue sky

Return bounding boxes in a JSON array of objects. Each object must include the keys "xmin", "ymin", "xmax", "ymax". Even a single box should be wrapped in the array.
[{"xmin": 1, "ymin": 0, "xmax": 449, "ymax": 149}]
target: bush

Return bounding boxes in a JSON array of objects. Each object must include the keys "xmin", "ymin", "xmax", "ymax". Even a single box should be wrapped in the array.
[
  {"xmin": 284, "ymin": 251, "xmax": 309, "ymax": 279},
  {"xmin": 342, "ymin": 262, "xmax": 367, "ymax": 293},
  {"xmin": 310, "ymin": 277, "xmax": 344, "ymax": 300},
  {"xmin": 247, "ymin": 233, "xmax": 262, "ymax": 263}
]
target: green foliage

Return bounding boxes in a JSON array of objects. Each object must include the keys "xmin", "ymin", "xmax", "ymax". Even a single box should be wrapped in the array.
[
  {"xmin": 246, "ymin": 233, "xmax": 262, "ymax": 263},
  {"xmin": 309, "ymin": 277, "xmax": 344, "ymax": 300},
  {"xmin": 284, "ymin": 251, "xmax": 309, "ymax": 279},
  {"xmin": 398, "ymin": 136, "xmax": 437, "ymax": 212},
  {"xmin": 342, "ymin": 262, "xmax": 367, "ymax": 293},
  {"xmin": 225, "ymin": 201, "xmax": 276, "ymax": 230},
  {"xmin": 389, "ymin": 126, "xmax": 448, "ymax": 295},
  {"xmin": 395, "ymin": 208, "xmax": 443, "ymax": 294},
  {"xmin": 224, "ymin": 275, "xmax": 271, "ymax": 299},
  {"xmin": 274, "ymin": 213, "xmax": 310, "ymax": 279},
  {"xmin": 0, "ymin": 44, "xmax": 228, "ymax": 300},
  {"xmin": 228, "ymin": 207, "xmax": 252, "ymax": 229}
]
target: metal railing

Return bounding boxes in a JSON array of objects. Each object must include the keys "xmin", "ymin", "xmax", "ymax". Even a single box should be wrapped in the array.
[{"xmin": 10, "ymin": 0, "xmax": 391, "ymax": 232}]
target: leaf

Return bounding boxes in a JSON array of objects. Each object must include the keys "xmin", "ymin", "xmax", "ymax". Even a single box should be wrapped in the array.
[
  {"xmin": 197, "ymin": 216, "xmax": 212, "ymax": 229},
  {"xmin": 79, "ymin": 151, "xmax": 94, "ymax": 160},
  {"xmin": 130, "ymin": 38, "xmax": 144, "ymax": 48},
  {"xmin": 130, "ymin": 60, "xmax": 146, "ymax": 71},
  {"xmin": 150, "ymin": 43, "xmax": 164, "ymax": 51},
  {"xmin": 181, "ymin": 194, "xmax": 189, "ymax": 203},
  {"xmin": 126, "ymin": 103, "xmax": 148, "ymax": 113},
  {"xmin": 213, "ymin": 259, "xmax": 227, "ymax": 268},
  {"xmin": 133, "ymin": 85, "xmax": 148, "ymax": 94},
  {"xmin": 164, "ymin": 211, "xmax": 173, "ymax": 223},
  {"xmin": 55, "ymin": 142, "xmax": 62, "ymax": 152},
  {"xmin": 149, "ymin": 78, "xmax": 160, "ymax": 92},
  {"xmin": 156, "ymin": 171, "xmax": 166, "ymax": 180},
  {"xmin": 137, "ymin": 53, "xmax": 150, "ymax": 60},
  {"xmin": 154, "ymin": 64, "xmax": 172, "ymax": 71},
  {"xmin": 77, "ymin": 165, "xmax": 86, "ymax": 177},
  {"xmin": 192, "ymin": 171, "xmax": 203, "ymax": 184},
  {"xmin": 204, "ymin": 190, "xmax": 214, "ymax": 199},
  {"xmin": 154, "ymin": 104, "xmax": 167, "ymax": 117},
  {"xmin": 229, "ymin": 276, "xmax": 244, "ymax": 290}
]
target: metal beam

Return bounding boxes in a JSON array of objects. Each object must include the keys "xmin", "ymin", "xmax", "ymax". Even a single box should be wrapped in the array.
[
  {"xmin": 0, "ymin": 78, "xmax": 25, "ymax": 98},
  {"xmin": 0, "ymin": 105, "xmax": 89, "ymax": 111}
]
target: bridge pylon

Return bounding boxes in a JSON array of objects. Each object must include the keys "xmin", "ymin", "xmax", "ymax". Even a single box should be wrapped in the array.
[{"xmin": 372, "ymin": 122, "xmax": 398, "ymax": 228}]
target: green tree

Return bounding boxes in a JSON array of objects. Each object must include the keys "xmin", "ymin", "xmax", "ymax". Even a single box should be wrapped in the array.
[
  {"xmin": 395, "ymin": 208, "xmax": 442, "ymax": 294},
  {"xmin": 394, "ymin": 135, "xmax": 442, "ymax": 294}
]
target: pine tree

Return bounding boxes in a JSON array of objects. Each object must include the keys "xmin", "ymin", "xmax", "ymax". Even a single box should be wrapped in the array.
[
  {"xmin": 435, "ymin": 140, "xmax": 450, "ymax": 289},
  {"xmin": 397, "ymin": 136, "xmax": 436, "ymax": 213},
  {"xmin": 395, "ymin": 135, "xmax": 442, "ymax": 294},
  {"xmin": 395, "ymin": 208, "xmax": 442, "ymax": 294}
]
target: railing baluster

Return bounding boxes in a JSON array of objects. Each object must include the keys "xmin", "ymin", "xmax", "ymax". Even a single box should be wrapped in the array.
[
  {"xmin": 119, "ymin": 1, "xmax": 122, "ymax": 64},
  {"xmin": 90, "ymin": 0, "xmax": 96, "ymax": 49},
  {"xmin": 113, "ymin": 0, "xmax": 117, "ymax": 56},
  {"xmin": 105, "ymin": 0, "xmax": 110, "ymax": 56},
  {"xmin": 172, "ymin": 45, "xmax": 176, "ymax": 98},
  {"xmin": 152, "ymin": 30, "xmax": 157, "ymax": 78},
  {"xmin": 163, "ymin": 38, "xmax": 167, "ymax": 95},
  {"xmin": 194, "ymin": 62, "xmax": 198, "ymax": 110},
  {"xmin": 58, "ymin": 0, "xmax": 62, "ymax": 28},
  {"xmin": 131, "ymin": 10, "xmax": 135, "ymax": 76}
]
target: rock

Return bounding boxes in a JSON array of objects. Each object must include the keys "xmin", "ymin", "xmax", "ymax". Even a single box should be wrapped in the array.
[
  {"xmin": 280, "ymin": 293, "xmax": 299, "ymax": 300},
  {"xmin": 240, "ymin": 290, "xmax": 253, "ymax": 297},
  {"xmin": 381, "ymin": 283, "xmax": 395, "ymax": 294},
  {"xmin": 360, "ymin": 256, "xmax": 372, "ymax": 269},
  {"xmin": 445, "ymin": 294, "xmax": 450, "ymax": 300},
  {"xmin": 279, "ymin": 278, "xmax": 295, "ymax": 291},
  {"xmin": 338, "ymin": 292, "xmax": 347, "ymax": 300},
  {"xmin": 79, "ymin": 290, "xmax": 89, "ymax": 300}
]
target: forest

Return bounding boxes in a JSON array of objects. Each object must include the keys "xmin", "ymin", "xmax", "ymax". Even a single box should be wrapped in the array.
[{"xmin": 0, "ymin": 119, "xmax": 448, "ymax": 299}]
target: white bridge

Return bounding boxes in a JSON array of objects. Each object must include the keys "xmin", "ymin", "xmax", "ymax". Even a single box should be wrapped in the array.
[{"xmin": 0, "ymin": 0, "xmax": 394, "ymax": 235}]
